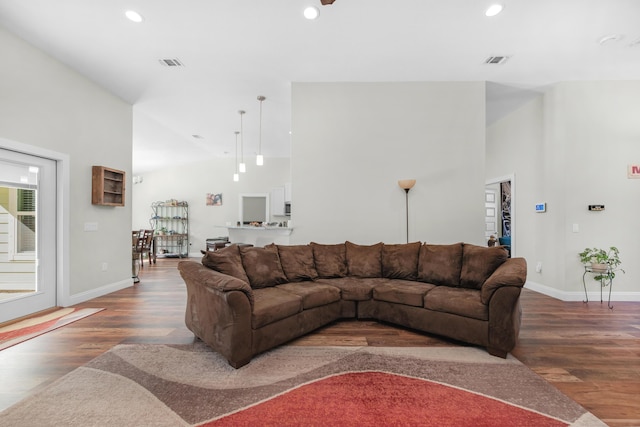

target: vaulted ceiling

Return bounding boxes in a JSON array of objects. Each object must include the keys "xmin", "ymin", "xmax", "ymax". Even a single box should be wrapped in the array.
[{"xmin": 1, "ymin": 1, "xmax": 638, "ymax": 173}]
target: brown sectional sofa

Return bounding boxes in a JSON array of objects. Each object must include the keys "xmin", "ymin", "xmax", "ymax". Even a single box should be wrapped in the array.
[{"xmin": 178, "ymin": 241, "xmax": 527, "ymax": 368}]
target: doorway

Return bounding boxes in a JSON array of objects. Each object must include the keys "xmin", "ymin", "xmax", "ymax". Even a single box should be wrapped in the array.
[
  {"xmin": 0, "ymin": 148, "xmax": 57, "ymax": 323},
  {"xmin": 485, "ymin": 174, "xmax": 514, "ymax": 257}
]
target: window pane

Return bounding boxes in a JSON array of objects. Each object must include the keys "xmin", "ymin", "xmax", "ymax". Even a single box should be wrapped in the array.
[{"xmin": 17, "ymin": 214, "xmax": 36, "ymax": 252}]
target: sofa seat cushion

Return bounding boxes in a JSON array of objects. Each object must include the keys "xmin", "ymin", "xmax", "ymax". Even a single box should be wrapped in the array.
[
  {"xmin": 423, "ymin": 286, "xmax": 488, "ymax": 321},
  {"xmin": 276, "ymin": 282, "xmax": 341, "ymax": 309},
  {"xmin": 315, "ymin": 277, "xmax": 384, "ymax": 301},
  {"xmin": 373, "ymin": 279, "xmax": 436, "ymax": 307},
  {"xmin": 252, "ymin": 287, "xmax": 303, "ymax": 328}
]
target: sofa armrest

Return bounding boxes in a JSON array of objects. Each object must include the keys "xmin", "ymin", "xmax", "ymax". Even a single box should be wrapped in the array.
[
  {"xmin": 481, "ymin": 257, "xmax": 527, "ymax": 305},
  {"xmin": 178, "ymin": 260, "xmax": 253, "ymax": 306},
  {"xmin": 178, "ymin": 261, "xmax": 254, "ymax": 368}
]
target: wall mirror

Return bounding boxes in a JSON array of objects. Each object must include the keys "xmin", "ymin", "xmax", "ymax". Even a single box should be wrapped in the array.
[{"xmin": 239, "ymin": 193, "xmax": 269, "ymax": 225}]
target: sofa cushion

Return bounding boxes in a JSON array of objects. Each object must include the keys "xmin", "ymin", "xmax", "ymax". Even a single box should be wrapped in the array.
[
  {"xmin": 276, "ymin": 244, "xmax": 318, "ymax": 282},
  {"xmin": 277, "ymin": 282, "xmax": 341, "ymax": 309},
  {"xmin": 373, "ymin": 279, "xmax": 436, "ymax": 307},
  {"xmin": 345, "ymin": 241, "xmax": 383, "ymax": 278},
  {"xmin": 252, "ymin": 287, "xmax": 303, "ymax": 328},
  {"xmin": 460, "ymin": 244, "xmax": 508, "ymax": 289},
  {"xmin": 240, "ymin": 245, "xmax": 288, "ymax": 289},
  {"xmin": 417, "ymin": 243, "xmax": 463, "ymax": 287},
  {"xmin": 315, "ymin": 277, "xmax": 383, "ymax": 301},
  {"xmin": 423, "ymin": 286, "xmax": 488, "ymax": 321},
  {"xmin": 201, "ymin": 244, "xmax": 250, "ymax": 284},
  {"xmin": 310, "ymin": 242, "xmax": 348, "ymax": 278},
  {"xmin": 381, "ymin": 242, "xmax": 421, "ymax": 280}
]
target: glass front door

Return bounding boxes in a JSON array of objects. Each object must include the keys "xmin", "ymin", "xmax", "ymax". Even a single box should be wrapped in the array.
[{"xmin": 0, "ymin": 149, "xmax": 57, "ymax": 323}]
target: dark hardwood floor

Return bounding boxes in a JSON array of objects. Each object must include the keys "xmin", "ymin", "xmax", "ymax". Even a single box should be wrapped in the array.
[{"xmin": 1, "ymin": 258, "xmax": 639, "ymax": 426}]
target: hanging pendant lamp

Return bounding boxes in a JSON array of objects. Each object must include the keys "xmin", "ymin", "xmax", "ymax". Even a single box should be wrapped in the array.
[
  {"xmin": 256, "ymin": 96, "xmax": 265, "ymax": 166},
  {"xmin": 233, "ymin": 131, "xmax": 240, "ymax": 182},
  {"xmin": 238, "ymin": 110, "xmax": 246, "ymax": 173}
]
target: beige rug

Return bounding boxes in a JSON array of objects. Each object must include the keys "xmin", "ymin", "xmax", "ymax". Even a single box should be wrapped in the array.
[{"xmin": 0, "ymin": 343, "xmax": 605, "ymax": 426}]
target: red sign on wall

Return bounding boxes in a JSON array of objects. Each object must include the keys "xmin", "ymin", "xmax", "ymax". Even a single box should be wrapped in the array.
[{"xmin": 628, "ymin": 165, "xmax": 640, "ymax": 178}]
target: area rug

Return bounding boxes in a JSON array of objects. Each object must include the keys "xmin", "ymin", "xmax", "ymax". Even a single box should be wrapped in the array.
[
  {"xmin": 0, "ymin": 343, "xmax": 605, "ymax": 426},
  {"xmin": 0, "ymin": 307, "xmax": 104, "ymax": 351}
]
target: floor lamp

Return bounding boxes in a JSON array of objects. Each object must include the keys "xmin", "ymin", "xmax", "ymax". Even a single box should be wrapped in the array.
[{"xmin": 398, "ymin": 179, "xmax": 416, "ymax": 243}]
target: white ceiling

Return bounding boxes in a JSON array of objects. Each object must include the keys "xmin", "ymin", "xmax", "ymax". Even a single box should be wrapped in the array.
[{"xmin": 1, "ymin": 0, "xmax": 639, "ymax": 173}]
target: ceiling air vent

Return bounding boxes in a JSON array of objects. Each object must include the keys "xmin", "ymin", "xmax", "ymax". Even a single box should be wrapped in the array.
[
  {"xmin": 159, "ymin": 58, "xmax": 184, "ymax": 67},
  {"xmin": 484, "ymin": 56, "xmax": 509, "ymax": 65}
]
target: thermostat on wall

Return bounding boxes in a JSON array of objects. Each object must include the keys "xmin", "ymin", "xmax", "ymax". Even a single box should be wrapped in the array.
[{"xmin": 535, "ymin": 202, "xmax": 546, "ymax": 213}]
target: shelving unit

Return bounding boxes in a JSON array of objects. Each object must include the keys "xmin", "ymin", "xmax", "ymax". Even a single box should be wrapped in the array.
[
  {"xmin": 92, "ymin": 166, "xmax": 125, "ymax": 206},
  {"xmin": 149, "ymin": 200, "xmax": 189, "ymax": 260}
]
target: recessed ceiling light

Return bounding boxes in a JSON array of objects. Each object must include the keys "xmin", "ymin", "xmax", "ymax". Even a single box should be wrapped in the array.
[
  {"xmin": 304, "ymin": 6, "xmax": 320, "ymax": 20},
  {"xmin": 125, "ymin": 10, "xmax": 144, "ymax": 23},
  {"xmin": 485, "ymin": 4, "xmax": 504, "ymax": 17}
]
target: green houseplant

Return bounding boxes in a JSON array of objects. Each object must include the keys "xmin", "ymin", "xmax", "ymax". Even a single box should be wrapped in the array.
[{"xmin": 578, "ymin": 246, "xmax": 624, "ymax": 282}]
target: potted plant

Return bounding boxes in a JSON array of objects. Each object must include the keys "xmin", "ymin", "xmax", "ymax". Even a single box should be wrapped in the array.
[{"xmin": 578, "ymin": 246, "xmax": 624, "ymax": 282}]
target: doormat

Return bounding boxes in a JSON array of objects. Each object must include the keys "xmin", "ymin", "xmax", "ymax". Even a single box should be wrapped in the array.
[{"xmin": 0, "ymin": 307, "xmax": 104, "ymax": 351}]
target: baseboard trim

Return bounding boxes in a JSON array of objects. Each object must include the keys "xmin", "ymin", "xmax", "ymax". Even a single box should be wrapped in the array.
[
  {"xmin": 525, "ymin": 280, "xmax": 640, "ymax": 302},
  {"xmin": 65, "ymin": 278, "xmax": 133, "ymax": 306}
]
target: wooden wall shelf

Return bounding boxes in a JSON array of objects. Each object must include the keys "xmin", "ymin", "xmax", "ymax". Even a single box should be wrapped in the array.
[{"xmin": 92, "ymin": 166, "xmax": 125, "ymax": 206}]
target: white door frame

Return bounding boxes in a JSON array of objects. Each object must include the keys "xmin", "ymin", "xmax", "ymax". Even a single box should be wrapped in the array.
[
  {"xmin": 486, "ymin": 173, "xmax": 515, "ymax": 257},
  {"xmin": 0, "ymin": 137, "xmax": 70, "ymax": 312}
]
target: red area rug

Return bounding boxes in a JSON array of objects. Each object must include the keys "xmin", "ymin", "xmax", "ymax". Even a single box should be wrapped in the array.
[
  {"xmin": 208, "ymin": 371, "xmax": 567, "ymax": 427},
  {"xmin": 0, "ymin": 344, "xmax": 605, "ymax": 426},
  {"xmin": 0, "ymin": 307, "xmax": 104, "ymax": 351}
]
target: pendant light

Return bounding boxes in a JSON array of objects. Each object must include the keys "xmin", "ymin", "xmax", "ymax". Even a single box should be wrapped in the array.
[
  {"xmin": 238, "ymin": 110, "xmax": 246, "ymax": 173},
  {"xmin": 233, "ymin": 131, "xmax": 240, "ymax": 182},
  {"xmin": 256, "ymin": 96, "xmax": 265, "ymax": 166}
]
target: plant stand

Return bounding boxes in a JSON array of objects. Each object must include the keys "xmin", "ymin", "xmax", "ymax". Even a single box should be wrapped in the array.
[{"xmin": 582, "ymin": 266, "xmax": 614, "ymax": 309}]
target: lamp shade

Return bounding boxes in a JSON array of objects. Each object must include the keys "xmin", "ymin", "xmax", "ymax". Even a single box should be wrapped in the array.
[{"xmin": 398, "ymin": 179, "xmax": 416, "ymax": 190}]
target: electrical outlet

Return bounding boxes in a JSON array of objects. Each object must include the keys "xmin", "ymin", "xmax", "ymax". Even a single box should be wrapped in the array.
[
  {"xmin": 535, "ymin": 262, "xmax": 542, "ymax": 273},
  {"xmin": 101, "ymin": 262, "xmax": 108, "ymax": 272}
]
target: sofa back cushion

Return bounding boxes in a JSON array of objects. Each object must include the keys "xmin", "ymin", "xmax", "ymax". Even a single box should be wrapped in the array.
[
  {"xmin": 310, "ymin": 242, "xmax": 348, "ymax": 278},
  {"xmin": 381, "ymin": 242, "xmax": 421, "ymax": 280},
  {"xmin": 276, "ymin": 244, "xmax": 319, "ymax": 282},
  {"xmin": 345, "ymin": 241, "xmax": 383, "ymax": 278},
  {"xmin": 460, "ymin": 244, "xmax": 508, "ymax": 289},
  {"xmin": 417, "ymin": 243, "xmax": 463, "ymax": 287},
  {"xmin": 240, "ymin": 245, "xmax": 288, "ymax": 289},
  {"xmin": 201, "ymin": 244, "xmax": 250, "ymax": 284}
]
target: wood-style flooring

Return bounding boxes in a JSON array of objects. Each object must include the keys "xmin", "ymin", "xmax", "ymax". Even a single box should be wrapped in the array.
[{"xmin": 0, "ymin": 258, "xmax": 639, "ymax": 426}]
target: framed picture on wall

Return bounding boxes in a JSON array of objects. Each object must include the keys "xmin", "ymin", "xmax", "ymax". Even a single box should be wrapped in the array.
[{"xmin": 206, "ymin": 193, "xmax": 222, "ymax": 206}]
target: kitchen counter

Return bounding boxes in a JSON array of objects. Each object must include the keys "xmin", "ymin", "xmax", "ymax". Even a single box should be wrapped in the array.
[{"xmin": 224, "ymin": 226, "xmax": 293, "ymax": 247}]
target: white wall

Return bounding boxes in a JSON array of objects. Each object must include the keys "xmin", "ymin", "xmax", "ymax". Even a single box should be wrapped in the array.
[
  {"xmin": 0, "ymin": 26, "xmax": 133, "ymax": 300},
  {"xmin": 487, "ymin": 81, "xmax": 640, "ymax": 299},
  {"xmin": 131, "ymin": 157, "xmax": 291, "ymax": 255},
  {"xmin": 291, "ymin": 82, "xmax": 486, "ymax": 245}
]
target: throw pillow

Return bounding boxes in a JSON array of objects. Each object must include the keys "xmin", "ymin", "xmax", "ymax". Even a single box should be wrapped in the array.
[
  {"xmin": 240, "ymin": 245, "xmax": 288, "ymax": 289},
  {"xmin": 345, "ymin": 241, "xmax": 383, "ymax": 278},
  {"xmin": 460, "ymin": 243, "xmax": 508, "ymax": 289},
  {"xmin": 417, "ymin": 243, "xmax": 463, "ymax": 287},
  {"xmin": 310, "ymin": 242, "xmax": 348, "ymax": 278},
  {"xmin": 276, "ymin": 244, "xmax": 319, "ymax": 282},
  {"xmin": 382, "ymin": 242, "xmax": 421, "ymax": 280},
  {"xmin": 201, "ymin": 244, "xmax": 250, "ymax": 284}
]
